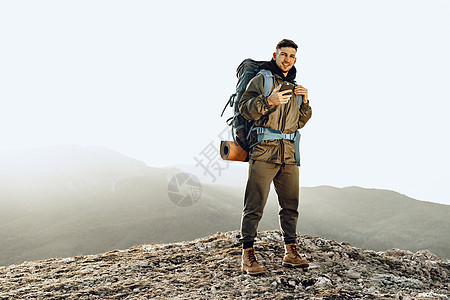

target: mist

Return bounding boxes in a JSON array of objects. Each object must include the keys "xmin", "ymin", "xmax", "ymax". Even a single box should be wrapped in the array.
[{"xmin": 0, "ymin": 145, "xmax": 449, "ymax": 267}]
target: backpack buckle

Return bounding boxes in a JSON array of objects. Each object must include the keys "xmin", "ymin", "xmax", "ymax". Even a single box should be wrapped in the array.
[{"xmin": 255, "ymin": 127, "xmax": 265, "ymax": 135}]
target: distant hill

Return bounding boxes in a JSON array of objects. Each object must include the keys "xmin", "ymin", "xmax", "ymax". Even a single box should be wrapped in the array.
[
  {"xmin": 0, "ymin": 145, "xmax": 448, "ymax": 266},
  {"xmin": 298, "ymin": 186, "xmax": 450, "ymax": 258}
]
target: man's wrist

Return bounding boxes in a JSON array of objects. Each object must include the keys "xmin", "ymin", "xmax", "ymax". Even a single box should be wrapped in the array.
[{"xmin": 262, "ymin": 96, "xmax": 273, "ymax": 109}]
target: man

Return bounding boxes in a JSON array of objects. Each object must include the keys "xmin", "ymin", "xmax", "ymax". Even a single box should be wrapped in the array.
[{"xmin": 238, "ymin": 39, "xmax": 312, "ymax": 275}]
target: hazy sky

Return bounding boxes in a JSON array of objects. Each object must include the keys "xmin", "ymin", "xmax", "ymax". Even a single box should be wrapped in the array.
[{"xmin": 1, "ymin": 0, "xmax": 449, "ymax": 205}]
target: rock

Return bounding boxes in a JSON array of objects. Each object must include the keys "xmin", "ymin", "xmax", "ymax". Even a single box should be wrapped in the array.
[
  {"xmin": 315, "ymin": 276, "xmax": 332, "ymax": 287},
  {"xmin": 346, "ymin": 269, "xmax": 361, "ymax": 279},
  {"xmin": 0, "ymin": 230, "xmax": 448, "ymax": 299},
  {"xmin": 372, "ymin": 273, "xmax": 424, "ymax": 289}
]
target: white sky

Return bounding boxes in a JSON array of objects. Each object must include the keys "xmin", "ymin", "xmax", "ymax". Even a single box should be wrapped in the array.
[{"xmin": 1, "ymin": 0, "xmax": 449, "ymax": 205}]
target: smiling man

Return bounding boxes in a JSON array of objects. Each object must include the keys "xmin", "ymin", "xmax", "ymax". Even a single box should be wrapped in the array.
[{"xmin": 238, "ymin": 39, "xmax": 312, "ymax": 275}]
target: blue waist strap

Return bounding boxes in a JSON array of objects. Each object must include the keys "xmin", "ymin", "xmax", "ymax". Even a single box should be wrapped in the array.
[{"xmin": 249, "ymin": 127, "xmax": 301, "ymax": 166}]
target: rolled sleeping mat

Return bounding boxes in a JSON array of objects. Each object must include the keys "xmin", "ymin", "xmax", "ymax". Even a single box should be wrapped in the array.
[{"xmin": 220, "ymin": 141, "xmax": 248, "ymax": 162}]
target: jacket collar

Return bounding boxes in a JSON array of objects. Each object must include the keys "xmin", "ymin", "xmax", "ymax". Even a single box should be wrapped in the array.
[{"xmin": 260, "ymin": 59, "xmax": 297, "ymax": 83}]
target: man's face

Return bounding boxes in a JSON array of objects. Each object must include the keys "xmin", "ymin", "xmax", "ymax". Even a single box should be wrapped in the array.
[{"xmin": 273, "ymin": 47, "xmax": 297, "ymax": 74}]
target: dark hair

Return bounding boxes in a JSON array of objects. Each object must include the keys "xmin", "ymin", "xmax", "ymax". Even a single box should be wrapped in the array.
[{"xmin": 276, "ymin": 39, "xmax": 298, "ymax": 50}]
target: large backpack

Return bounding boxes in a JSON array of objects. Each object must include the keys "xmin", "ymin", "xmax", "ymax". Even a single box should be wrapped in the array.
[
  {"xmin": 221, "ymin": 58, "xmax": 303, "ymax": 165},
  {"xmin": 221, "ymin": 59, "xmax": 274, "ymax": 153}
]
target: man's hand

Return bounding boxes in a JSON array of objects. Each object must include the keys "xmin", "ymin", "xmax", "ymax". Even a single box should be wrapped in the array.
[
  {"xmin": 267, "ymin": 84, "xmax": 292, "ymax": 105},
  {"xmin": 294, "ymin": 85, "xmax": 308, "ymax": 103}
]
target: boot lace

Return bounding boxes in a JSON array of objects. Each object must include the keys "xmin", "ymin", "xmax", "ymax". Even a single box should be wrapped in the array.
[
  {"xmin": 289, "ymin": 243, "xmax": 300, "ymax": 257},
  {"xmin": 246, "ymin": 248, "xmax": 258, "ymax": 264}
]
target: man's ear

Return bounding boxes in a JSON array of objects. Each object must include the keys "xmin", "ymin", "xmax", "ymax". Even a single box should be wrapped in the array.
[{"xmin": 273, "ymin": 52, "xmax": 277, "ymax": 60}]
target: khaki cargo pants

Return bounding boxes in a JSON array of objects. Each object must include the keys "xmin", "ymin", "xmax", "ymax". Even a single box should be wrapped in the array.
[{"xmin": 240, "ymin": 159, "xmax": 299, "ymax": 244}]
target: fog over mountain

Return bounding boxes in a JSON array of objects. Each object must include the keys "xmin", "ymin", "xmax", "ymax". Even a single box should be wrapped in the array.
[{"xmin": 0, "ymin": 145, "xmax": 448, "ymax": 267}]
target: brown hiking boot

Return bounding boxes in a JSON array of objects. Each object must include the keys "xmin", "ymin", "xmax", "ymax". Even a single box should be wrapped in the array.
[
  {"xmin": 283, "ymin": 243, "xmax": 309, "ymax": 268},
  {"xmin": 241, "ymin": 247, "xmax": 267, "ymax": 275}
]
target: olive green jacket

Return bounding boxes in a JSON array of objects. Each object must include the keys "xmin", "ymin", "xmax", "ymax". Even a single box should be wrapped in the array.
[{"xmin": 238, "ymin": 73, "xmax": 312, "ymax": 165}]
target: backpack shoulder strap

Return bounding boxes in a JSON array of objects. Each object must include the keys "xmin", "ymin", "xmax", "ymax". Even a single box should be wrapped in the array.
[
  {"xmin": 295, "ymin": 94, "xmax": 303, "ymax": 109},
  {"xmin": 257, "ymin": 69, "xmax": 275, "ymax": 97},
  {"xmin": 292, "ymin": 81, "xmax": 303, "ymax": 110}
]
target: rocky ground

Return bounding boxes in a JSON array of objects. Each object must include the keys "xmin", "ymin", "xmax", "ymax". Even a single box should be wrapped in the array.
[{"xmin": 0, "ymin": 230, "xmax": 449, "ymax": 299}]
